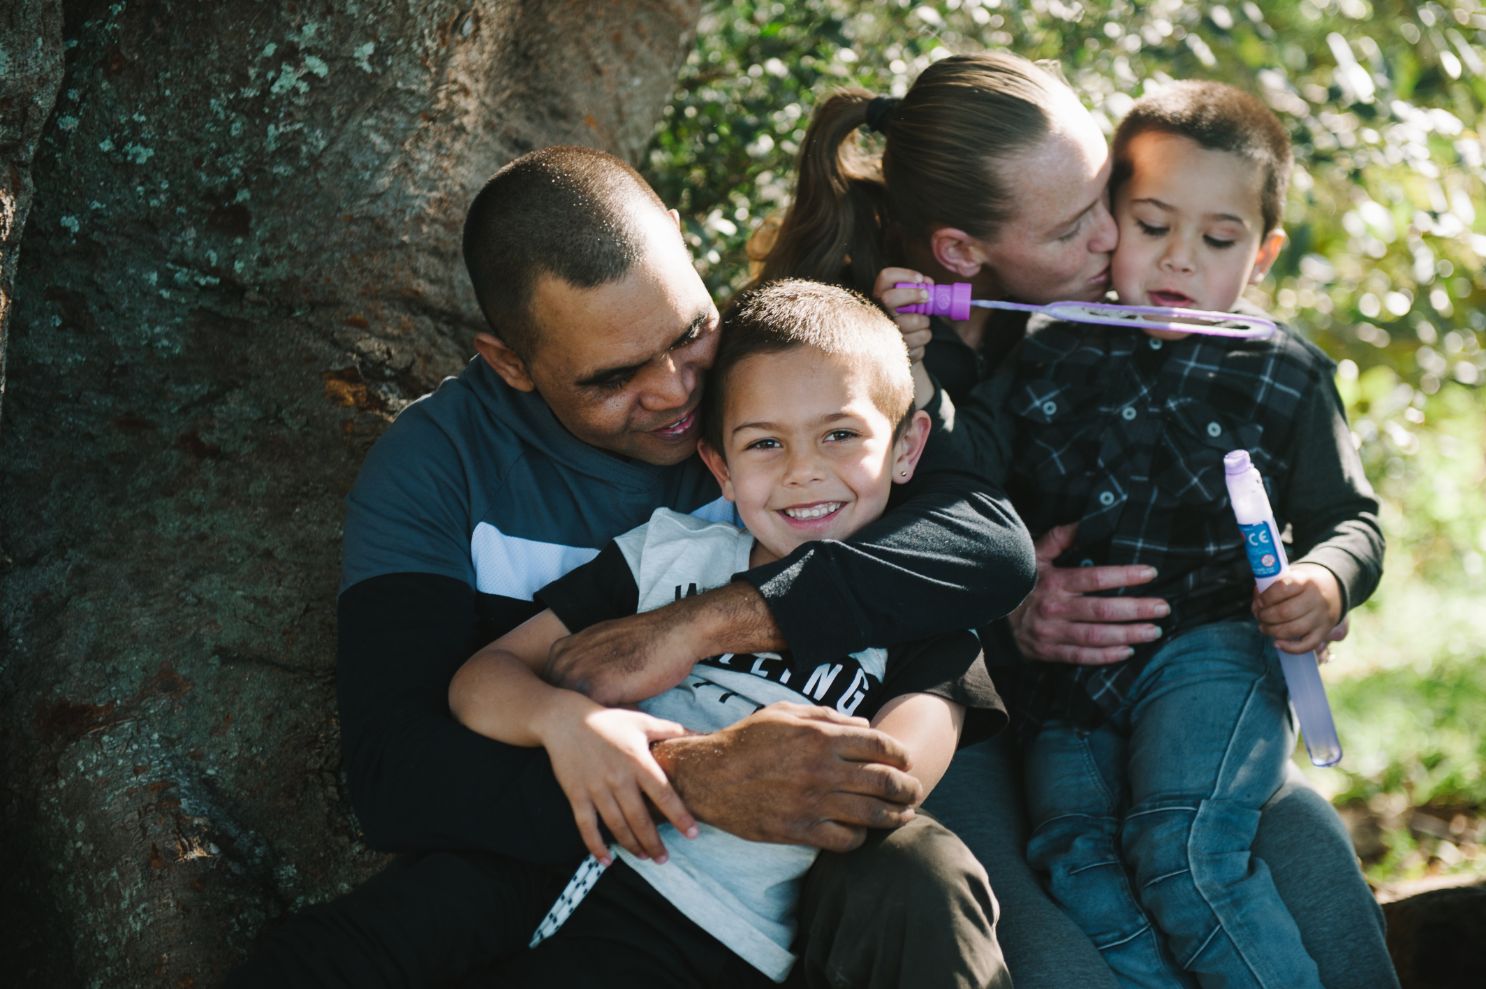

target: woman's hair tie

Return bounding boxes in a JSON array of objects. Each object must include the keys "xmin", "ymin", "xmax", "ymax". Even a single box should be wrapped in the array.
[{"xmin": 864, "ymin": 95, "xmax": 901, "ymax": 134}]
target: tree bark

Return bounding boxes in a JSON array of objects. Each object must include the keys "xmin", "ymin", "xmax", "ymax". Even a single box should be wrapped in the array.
[{"xmin": 0, "ymin": 1, "xmax": 700, "ymax": 983}]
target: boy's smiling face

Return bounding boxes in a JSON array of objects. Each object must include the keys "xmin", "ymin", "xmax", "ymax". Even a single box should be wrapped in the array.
[
  {"xmin": 697, "ymin": 346, "xmax": 927, "ymax": 567},
  {"xmin": 1111, "ymin": 130, "xmax": 1286, "ymax": 336}
]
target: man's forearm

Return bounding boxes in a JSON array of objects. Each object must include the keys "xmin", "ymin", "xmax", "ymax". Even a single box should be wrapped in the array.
[
  {"xmin": 683, "ymin": 579, "xmax": 786, "ymax": 657},
  {"xmin": 543, "ymin": 580, "xmax": 785, "ymax": 705},
  {"xmin": 338, "ymin": 573, "xmax": 586, "ymax": 862}
]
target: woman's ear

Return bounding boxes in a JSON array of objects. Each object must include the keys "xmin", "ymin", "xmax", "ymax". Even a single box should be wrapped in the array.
[
  {"xmin": 696, "ymin": 439, "xmax": 736, "ymax": 502},
  {"xmin": 929, "ymin": 228, "xmax": 989, "ymax": 279},
  {"xmin": 1249, "ymin": 229, "xmax": 1288, "ymax": 283},
  {"xmin": 474, "ymin": 332, "xmax": 536, "ymax": 392},
  {"xmin": 891, "ymin": 410, "xmax": 934, "ymax": 485}
]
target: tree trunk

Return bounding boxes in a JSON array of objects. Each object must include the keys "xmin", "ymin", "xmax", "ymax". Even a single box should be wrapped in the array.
[{"xmin": 0, "ymin": 1, "xmax": 700, "ymax": 983}]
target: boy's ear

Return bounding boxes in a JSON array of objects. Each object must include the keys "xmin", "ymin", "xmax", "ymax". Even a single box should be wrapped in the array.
[
  {"xmin": 696, "ymin": 438, "xmax": 736, "ymax": 502},
  {"xmin": 474, "ymin": 332, "xmax": 536, "ymax": 392},
  {"xmin": 1250, "ymin": 229, "xmax": 1288, "ymax": 283},
  {"xmin": 929, "ymin": 227, "xmax": 987, "ymax": 279},
  {"xmin": 891, "ymin": 410, "xmax": 934, "ymax": 485}
]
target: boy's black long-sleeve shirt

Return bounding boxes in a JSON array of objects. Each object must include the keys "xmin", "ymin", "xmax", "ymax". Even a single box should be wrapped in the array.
[{"xmin": 336, "ymin": 358, "xmax": 1033, "ymax": 861}]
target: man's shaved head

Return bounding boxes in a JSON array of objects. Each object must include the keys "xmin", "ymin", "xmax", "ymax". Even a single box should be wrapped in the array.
[{"xmin": 463, "ymin": 146, "xmax": 675, "ymax": 358}]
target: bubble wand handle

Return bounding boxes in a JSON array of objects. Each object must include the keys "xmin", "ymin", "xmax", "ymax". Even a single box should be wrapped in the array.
[
  {"xmin": 1223, "ymin": 450, "xmax": 1343, "ymax": 767},
  {"xmin": 894, "ymin": 281, "xmax": 1277, "ymax": 339}
]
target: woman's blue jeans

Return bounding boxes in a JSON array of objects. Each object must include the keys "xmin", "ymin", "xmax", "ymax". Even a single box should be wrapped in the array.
[{"xmin": 1024, "ymin": 620, "xmax": 1324, "ymax": 989}]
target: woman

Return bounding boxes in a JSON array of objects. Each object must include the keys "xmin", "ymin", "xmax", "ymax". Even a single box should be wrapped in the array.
[{"xmin": 757, "ymin": 51, "xmax": 1396, "ymax": 989}]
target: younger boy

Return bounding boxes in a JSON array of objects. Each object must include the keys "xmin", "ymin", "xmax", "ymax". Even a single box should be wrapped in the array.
[
  {"xmin": 895, "ymin": 82, "xmax": 1383, "ymax": 986},
  {"xmin": 448, "ymin": 279, "xmax": 1006, "ymax": 986}
]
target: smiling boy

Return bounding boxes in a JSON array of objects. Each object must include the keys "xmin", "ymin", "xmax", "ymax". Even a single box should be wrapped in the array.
[{"xmin": 448, "ymin": 279, "xmax": 1006, "ymax": 986}]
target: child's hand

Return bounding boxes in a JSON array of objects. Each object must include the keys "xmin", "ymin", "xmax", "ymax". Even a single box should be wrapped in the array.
[
  {"xmin": 873, "ymin": 267, "xmax": 934, "ymax": 363},
  {"xmin": 540, "ymin": 698, "xmax": 699, "ymax": 865},
  {"xmin": 1253, "ymin": 562, "xmax": 1343, "ymax": 655}
]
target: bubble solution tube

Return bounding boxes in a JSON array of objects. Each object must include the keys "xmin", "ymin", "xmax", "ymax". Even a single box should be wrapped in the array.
[{"xmin": 1224, "ymin": 449, "xmax": 1343, "ymax": 767}]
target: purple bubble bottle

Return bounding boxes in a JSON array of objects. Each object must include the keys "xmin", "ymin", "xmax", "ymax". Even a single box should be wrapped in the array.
[{"xmin": 1225, "ymin": 449, "xmax": 1343, "ymax": 767}]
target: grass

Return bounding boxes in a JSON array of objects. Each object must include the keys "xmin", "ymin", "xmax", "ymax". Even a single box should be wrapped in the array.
[{"xmin": 1300, "ymin": 381, "xmax": 1486, "ymax": 892}]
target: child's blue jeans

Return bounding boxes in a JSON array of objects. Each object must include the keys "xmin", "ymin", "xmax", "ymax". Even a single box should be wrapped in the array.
[{"xmin": 1024, "ymin": 620, "xmax": 1325, "ymax": 989}]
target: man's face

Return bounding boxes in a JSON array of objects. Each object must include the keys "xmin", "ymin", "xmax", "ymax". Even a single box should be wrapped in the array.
[{"xmin": 522, "ymin": 216, "xmax": 721, "ymax": 465}]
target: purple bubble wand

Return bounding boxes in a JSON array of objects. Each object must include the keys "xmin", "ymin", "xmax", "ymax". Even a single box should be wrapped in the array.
[{"xmin": 896, "ymin": 281, "xmax": 1276, "ymax": 339}]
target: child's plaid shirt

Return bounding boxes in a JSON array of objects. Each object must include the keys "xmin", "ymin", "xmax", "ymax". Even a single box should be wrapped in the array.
[{"xmin": 934, "ymin": 308, "xmax": 1383, "ymax": 731}]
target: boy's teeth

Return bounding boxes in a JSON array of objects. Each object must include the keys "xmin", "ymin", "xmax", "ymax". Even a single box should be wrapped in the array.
[{"xmin": 784, "ymin": 502, "xmax": 841, "ymax": 520}]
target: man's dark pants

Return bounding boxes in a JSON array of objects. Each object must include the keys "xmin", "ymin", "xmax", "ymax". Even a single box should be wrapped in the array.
[{"xmin": 227, "ymin": 813, "xmax": 1009, "ymax": 988}]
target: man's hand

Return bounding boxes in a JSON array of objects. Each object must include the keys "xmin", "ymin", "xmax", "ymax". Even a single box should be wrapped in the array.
[
  {"xmin": 1010, "ymin": 522, "xmax": 1170, "ymax": 665},
  {"xmin": 1253, "ymin": 562, "xmax": 1344, "ymax": 655},
  {"xmin": 544, "ymin": 581, "xmax": 782, "ymax": 706},
  {"xmin": 651, "ymin": 702, "xmax": 921, "ymax": 853}
]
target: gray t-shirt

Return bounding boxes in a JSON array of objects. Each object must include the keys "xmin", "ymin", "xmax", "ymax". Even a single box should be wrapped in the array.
[{"xmin": 535, "ymin": 509, "xmax": 1001, "ymax": 981}]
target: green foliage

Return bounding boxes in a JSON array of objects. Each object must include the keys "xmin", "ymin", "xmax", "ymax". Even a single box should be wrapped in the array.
[{"xmin": 649, "ymin": 0, "xmax": 1486, "ymax": 885}]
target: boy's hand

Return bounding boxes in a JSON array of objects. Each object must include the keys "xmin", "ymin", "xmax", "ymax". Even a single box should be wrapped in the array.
[
  {"xmin": 1253, "ymin": 562, "xmax": 1344, "ymax": 655},
  {"xmin": 873, "ymin": 267, "xmax": 934, "ymax": 363},
  {"xmin": 538, "ymin": 697, "xmax": 698, "ymax": 865}
]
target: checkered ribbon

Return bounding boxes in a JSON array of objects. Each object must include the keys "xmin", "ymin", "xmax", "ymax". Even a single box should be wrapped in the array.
[{"xmin": 529, "ymin": 854, "xmax": 611, "ymax": 948}]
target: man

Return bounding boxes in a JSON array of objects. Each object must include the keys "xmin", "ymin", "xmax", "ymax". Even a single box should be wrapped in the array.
[{"xmin": 230, "ymin": 146, "xmax": 1034, "ymax": 987}]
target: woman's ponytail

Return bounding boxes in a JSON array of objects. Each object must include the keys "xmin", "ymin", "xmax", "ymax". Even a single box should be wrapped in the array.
[{"xmin": 751, "ymin": 89, "xmax": 893, "ymax": 298}]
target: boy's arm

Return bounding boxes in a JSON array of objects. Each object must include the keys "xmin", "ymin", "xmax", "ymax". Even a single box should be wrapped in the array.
[
  {"xmin": 865, "ymin": 630, "xmax": 1005, "ymax": 801},
  {"xmin": 448, "ymin": 609, "xmax": 581, "ymax": 747},
  {"xmin": 1281, "ymin": 375, "xmax": 1384, "ymax": 612},
  {"xmin": 869, "ymin": 693, "xmax": 964, "ymax": 800},
  {"xmin": 449, "ymin": 606, "xmax": 696, "ymax": 863},
  {"xmin": 1256, "ymin": 373, "xmax": 1384, "ymax": 652}
]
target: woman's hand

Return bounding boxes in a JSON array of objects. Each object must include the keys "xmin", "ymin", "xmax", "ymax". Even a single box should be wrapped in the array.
[
  {"xmin": 873, "ymin": 267, "xmax": 935, "ymax": 363},
  {"xmin": 537, "ymin": 696, "xmax": 699, "ymax": 865},
  {"xmin": 1010, "ymin": 523, "xmax": 1170, "ymax": 665},
  {"xmin": 1253, "ymin": 562, "xmax": 1344, "ymax": 655}
]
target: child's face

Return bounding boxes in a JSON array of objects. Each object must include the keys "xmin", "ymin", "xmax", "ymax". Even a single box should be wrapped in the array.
[
  {"xmin": 1111, "ymin": 130, "xmax": 1285, "ymax": 336},
  {"xmin": 698, "ymin": 347, "xmax": 927, "ymax": 566}
]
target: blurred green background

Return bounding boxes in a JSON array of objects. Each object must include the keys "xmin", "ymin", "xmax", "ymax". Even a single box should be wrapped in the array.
[{"xmin": 644, "ymin": 0, "xmax": 1486, "ymax": 894}]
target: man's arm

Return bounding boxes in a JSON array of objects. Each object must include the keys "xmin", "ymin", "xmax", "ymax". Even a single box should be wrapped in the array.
[
  {"xmin": 337, "ymin": 572, "xmax": 591, "ymax": 861},
  {"xmin": 547, "ymin": 452, "xmax": 1036, "ymax": 699}
]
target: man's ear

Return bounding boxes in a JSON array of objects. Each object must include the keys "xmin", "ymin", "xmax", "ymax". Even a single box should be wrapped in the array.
[
  {"xmin": 891, "ymin": 410, "xmax": 934, "ymax": 485},
  {"xmin": 474, "ymin": 332, "xmax": 536, "ymax": 392},
  {"xmin": 696, "ymin": 438, "xmax": 736, "ymax": 503},
  {"xmin": 929, "ymin": 228, "xmax": 988, "ymax": 279},
  {"xmin": 1250, "ymin": 228, "xmax": 1288, "ymax": 283},
  {"xmin": 669, "ymin": 207, "xmax": 683, "ymax": 230}
]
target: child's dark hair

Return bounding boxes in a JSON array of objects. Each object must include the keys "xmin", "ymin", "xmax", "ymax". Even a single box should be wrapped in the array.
[
  {"xmin": 702, "ymin": 279, "xmax": 914, "ymax": 455},
  {"xmin": 752, "ymin": 52, "xmax": 1075, "ymax": 298},
  {"xmin": 1111, "ymin": 81, "xmax": 1293, "ymax": 233},
  {"xmin": 463, "ymin": 146, "xmax": 672, "ymax": 358}
]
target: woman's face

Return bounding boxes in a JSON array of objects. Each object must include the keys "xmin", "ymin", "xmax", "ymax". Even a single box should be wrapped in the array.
[{"xmin": 975, "ymin": 102, "xmax": 1119, "ymax": 304}]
